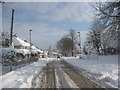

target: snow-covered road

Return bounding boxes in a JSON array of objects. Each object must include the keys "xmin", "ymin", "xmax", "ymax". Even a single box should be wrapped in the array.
[
  {"xmin": 1, "ymin": 55, "xmax": 118, "ymax": 89},
  {"xmin": 33, "ymin": 59, "xmax": 102, "ymax": 88},
  {"xmin": 63, "ymin": 55, "xmax": 119, "ymax": 88},
  {"xmin": 0, "ymin": 58, "xmax": 54, "ymax": 89}
]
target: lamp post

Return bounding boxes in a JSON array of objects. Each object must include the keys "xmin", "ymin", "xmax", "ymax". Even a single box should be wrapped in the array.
[
  {"xmin": 77, "ymin": 32, "xmax": 81, "ymax": 59},
  {"xmin": 10, "ymin": 8, "xmax": 15, "ymax": 46},
  {"xmin": 29, "ymin": 29, "xmax": 32, "ymax": 50},
  {"xmin": 28, "ymin": 29, "xmax": 32, "ymax": 63}
]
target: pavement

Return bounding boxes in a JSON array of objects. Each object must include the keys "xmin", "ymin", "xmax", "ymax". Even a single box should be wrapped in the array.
[{"xmin": 32, "ymin": 59, "xmax": 104, "ymax": 89}]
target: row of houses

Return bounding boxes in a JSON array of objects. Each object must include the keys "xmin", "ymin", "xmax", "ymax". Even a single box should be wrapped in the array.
[
  {"xmin": 13, "ymin": 35, "xmax": 60, "ymax": 58},
  {"xmin": 0, "ymin": 35, "xmax": 44, "ymax": 64},
  {"xmin": 1, "ymin": 34, "xmax": 60, "ymax": 60}
]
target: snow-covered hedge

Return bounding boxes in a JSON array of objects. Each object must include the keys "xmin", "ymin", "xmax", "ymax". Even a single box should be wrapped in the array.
[
  {"xmin": 0, "ymin": 47, "xmax": 39, "ymax": 64},
  {"xmin": 30, "ymin": 50, "xmax": 38, "ymax": 55}
]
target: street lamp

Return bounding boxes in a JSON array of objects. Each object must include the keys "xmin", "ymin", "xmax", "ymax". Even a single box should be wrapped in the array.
[
  {"xmin": 29, "ymin": 29, "xmax": 32, "ymax": 50},
  {"xmin": 10, "ymin": 8, "xmax": 15, "ymax": 46},
  {"xmin": 77, "ymin": 32, "xmax": 81, "ymax": 59}
]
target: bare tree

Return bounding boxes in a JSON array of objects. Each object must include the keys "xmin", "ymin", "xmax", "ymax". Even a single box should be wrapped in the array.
[
  {"xmin": 94, "ymin": 2, "xmax": 120, "ymax": 18},
  {"xmin": 56, "ymin": 36, "xmax": 73, "ymax": 56},
  {"xmin": 87, "ymin": 19, "xmax": 106, "ymax": 55},
  {"xmin": 56, "ymin": 29, "xmax": 78, "ymax": 56},
  {"xmin": 87, "ymin": 1, "xmax": 120, "ymax": 55},
  {"xmin": 68, "ymin": 29, "xmax": 78, "ymax": 56}
]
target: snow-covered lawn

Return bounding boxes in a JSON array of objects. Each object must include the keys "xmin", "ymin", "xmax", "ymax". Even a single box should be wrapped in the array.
[
  {"xmin": 63, "ymin": 55, "xmax": 119, "ymax": 88},
  {"xmin": 0, "ymin": 58, "xmax": 55, "ymax": 89}
]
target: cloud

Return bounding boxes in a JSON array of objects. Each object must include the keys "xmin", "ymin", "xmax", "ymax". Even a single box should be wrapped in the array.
[
  {"xmin": 3, "ymin": 19, "xmax": 88, "ymax": 49},
  {"xmin": 50, "ymin": 3, "xmax": 93, "ymax": 22},
  {"xmin": 2, "ymin": 2, "xmax": 91, "ymax": 49},
  {"xmin": 34, "ymin": 2, "xmax": 94, "ymax": 22},
  {"xmin": 3, "ymin": 2, "xmax": 93, "ymax": 23},
  {"xmin": 10, "ymin": 21, "xmax": 67, "ymax": 49}
]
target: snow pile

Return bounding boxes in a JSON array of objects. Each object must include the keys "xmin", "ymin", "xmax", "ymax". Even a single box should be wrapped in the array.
[
  {"xmin": 63, "ymin": 55, "xmax": 119, "ymax": 88},
  {"xmin": 39, "ymin": 57, "xmax": 58, "ymax": 61},
  {"xmin": 0, "ymin": 58, "xmax": 56, "ymax": 89}
]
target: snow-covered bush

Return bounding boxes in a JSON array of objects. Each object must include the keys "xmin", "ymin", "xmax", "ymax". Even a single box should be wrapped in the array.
[
  {"xmin": 1, "ymin": 47, "xmax": 34, "ymax": 65},
  {"xmin": 1, "ymin": 32, "xmax": 10, "ymax": 47},
  {"xmin": 30, "ymin": 50, "xmax": 39, "ymax": 61},
  {"xmin": 1, "ymin": 47, "xmax": 16, "ymax": 65}
]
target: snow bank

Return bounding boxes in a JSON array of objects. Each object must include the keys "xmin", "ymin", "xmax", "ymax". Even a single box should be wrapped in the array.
[
  {"xmin": 63, "ymin": 55, "xmax": 119, "ymax": 88},
  {"xmin": 16, "ymin": 49, "xmax": 31, "ymax": 55},
  {"xmin": 0, "ymin": 58, "xmax": 56, "ymax": 89},
  {"xmin": 39, "ymin": 57, "xmax": 58, "ymax": 61}
]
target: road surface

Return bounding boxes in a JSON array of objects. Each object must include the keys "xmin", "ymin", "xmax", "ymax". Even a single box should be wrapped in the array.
[{"xmin": 32, "ymin": 59, "xmax": 104, "ymax": 89}]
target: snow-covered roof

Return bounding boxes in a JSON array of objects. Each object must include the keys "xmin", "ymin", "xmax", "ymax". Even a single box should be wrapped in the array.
[
  {"xmin": 31, "ymin": 46, "xmax": 43, "ymax": 53},
  {"xmin": 13, "ymin": 36, "xmax": 30, "ymax": 47},
  {"xmin": 12, "ymin": 35, "xmax": 43, "ymax": 53},
  {"xmin": 52, "ymin": 52, "xmax": 58, "ymax": 55}
]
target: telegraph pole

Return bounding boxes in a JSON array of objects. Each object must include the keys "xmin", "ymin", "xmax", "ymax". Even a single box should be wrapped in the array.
[
  {"xmin": 10, "ymin": 8, "xmax": 15, "ymax": 46},
  {"xmin": 78, "ymin": 32, "xmax": 81, "ymax": 58},
  {"xmin": 29, "ymin": 29, "xmax": 32, "ymax": 50},
  {"xmin": 72, "ymin": 36, "xmax": 74, "ymax": 57}
]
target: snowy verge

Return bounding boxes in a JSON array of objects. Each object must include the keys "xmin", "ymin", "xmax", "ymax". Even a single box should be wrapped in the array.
[
  {"xmin": 63, "ymin": 55, "xmax": 119, "ymax": 88},
  {"xmin": 0, "ymin": 58, "xmax": 55, "ymax": 89}
]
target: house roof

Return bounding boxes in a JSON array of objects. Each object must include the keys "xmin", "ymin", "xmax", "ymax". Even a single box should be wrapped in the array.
[
  {"xmin": 31, "ymin": 46, "xmax": 43, "ymax": 53},
  {"xmin": 13, "ymin": 35, "xmax": 43, "ymax": 53},
  {"xmin": 13, "ymin": 36, "xmax": 30, "ymax": 47}
]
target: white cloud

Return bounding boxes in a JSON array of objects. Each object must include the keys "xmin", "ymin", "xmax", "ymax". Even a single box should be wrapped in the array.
[
  {"xmin": 3, "ymin": 19, "xmax": 88, "ymax": 49},
  {"xmin": 4, "ymin": 2, "xmax": 93, "ymax": 22},
  {"xmin": 2, "ymin": 2, "xmax": 90, "ymax": 49},
  {"xmin": 50, "ymin": 3, "xmax": 93, "ymax": 22},
  {"xmin": 35, "ymin": 2, "xmax": 94, "ymax": 22},
  {"xmin": 12, "ymin": 22, "xmax": 68, "ymax": 49}
]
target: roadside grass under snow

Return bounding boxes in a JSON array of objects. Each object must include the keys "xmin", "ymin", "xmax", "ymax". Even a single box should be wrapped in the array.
[
  {"xmin": 63, "ymin": 55, "xmax": 119, "ymax": 88},
  {"xmin": 0, "ymin": 58, "xmax": 55, "ymax": 89}
]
